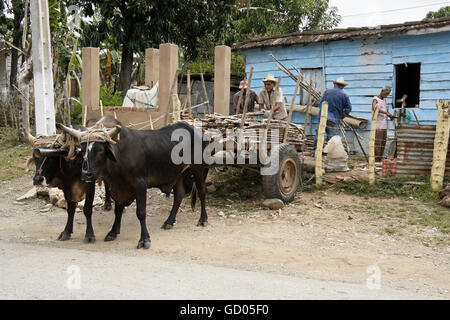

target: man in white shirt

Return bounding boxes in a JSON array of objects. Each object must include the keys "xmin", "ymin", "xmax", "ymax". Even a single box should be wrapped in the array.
[{"xmin": 258, "ymin": 74, "xmax": 287, "ymax": 120}]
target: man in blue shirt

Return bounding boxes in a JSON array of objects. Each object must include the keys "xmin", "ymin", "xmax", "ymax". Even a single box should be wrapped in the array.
[{"xmin": 314, "ymin": 77, "xmax": 352, "ymax": 150}]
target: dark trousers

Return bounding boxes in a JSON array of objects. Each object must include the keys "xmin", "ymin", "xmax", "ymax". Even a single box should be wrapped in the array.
[
  {"xmin": 375, "ymin": 129, "xmax": 387, "ymax": 162},
  {"xmin": 313, "ymin": 120, "xmax": 341, "ymax": 150}
]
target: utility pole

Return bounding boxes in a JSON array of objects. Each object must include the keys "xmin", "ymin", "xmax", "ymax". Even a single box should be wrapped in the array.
[{"xmin": 30, "ymin": 0, "xmax": 55, "ymax": 136}]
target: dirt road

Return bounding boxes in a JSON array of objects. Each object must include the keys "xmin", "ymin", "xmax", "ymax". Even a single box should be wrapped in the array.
[{"xmin": 0, "ymin": 175, "xmax": 449, "ymax": 299}]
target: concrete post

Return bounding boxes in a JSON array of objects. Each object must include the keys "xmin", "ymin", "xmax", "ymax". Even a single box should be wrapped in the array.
[
  {"xmin": 82, "ymin": 47, "xmax": 100, "ymax": 112},
  {"xmin": 30, "ymin": 0, "xmax": 55, "ymax": 136},
  {"xmin": 214, "ymin": 45, "xmax": 231, "ymax": 115},
  {"xmin": 159, "ymin": 43, "xmax": 178, "ymax": 116},
  {"xmin": 145, "ymin": 48, "xmax": 159, "ymax": 88}
]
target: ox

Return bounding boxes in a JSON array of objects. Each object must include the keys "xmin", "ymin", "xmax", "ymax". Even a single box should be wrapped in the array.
[
  {"xmin": 27, "ymin": 116, "xmax": 119, "ymax": 242},
  {"xmin": 59, "ymin": 118, "xmax": 209, "ymax": 249}
]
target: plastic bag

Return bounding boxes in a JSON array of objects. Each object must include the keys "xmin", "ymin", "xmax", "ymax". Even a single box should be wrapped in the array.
[{"xmin": 323, "ymin": 135, "xmax": 349, "ymax": 172}]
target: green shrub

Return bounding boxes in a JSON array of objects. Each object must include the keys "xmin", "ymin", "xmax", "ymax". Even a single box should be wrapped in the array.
[{"xmin": 100, "ymin": 84, "xmax": 123, "ymax": 107}]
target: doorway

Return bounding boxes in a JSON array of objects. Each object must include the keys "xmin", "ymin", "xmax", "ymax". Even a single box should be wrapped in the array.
[{"xmin": 394, "ymin": 63, "xmax": 421, "ymax": 108}]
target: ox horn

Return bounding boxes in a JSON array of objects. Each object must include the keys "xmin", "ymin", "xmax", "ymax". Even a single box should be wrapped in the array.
[
  {"xmin": 26, "ymin": 132, "xmax": 36, "ymax": 144},
  {"xmin": 34, "ymin": 148, "xmax": 68, "ymax": 158},
  {"xmin": 56, "ymin": 123, "xmax": 82, "ymax": 140},
  {"xmin": 107, "ymin": 125, "xmax": 121, "ymax": 138}
]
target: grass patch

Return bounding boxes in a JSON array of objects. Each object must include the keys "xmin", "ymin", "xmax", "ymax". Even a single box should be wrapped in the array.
[
  {"xmin": 0, "ymin": 128, "xmax": 33, "ymax": 181},
  {"xmin": 384, "ymin": 224, "xmax": 400, "ymax": 235},
  {"xmin": 309, "ymin": 175, "xmax": 445, "ymax": 204}
]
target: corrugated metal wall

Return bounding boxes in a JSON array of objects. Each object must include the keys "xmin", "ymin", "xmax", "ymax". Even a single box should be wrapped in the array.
[{"xmin": 396, "ymin": 124, "xmax": 450, "ymax": 175}]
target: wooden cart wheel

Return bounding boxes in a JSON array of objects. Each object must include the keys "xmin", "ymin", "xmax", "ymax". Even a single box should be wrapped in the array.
[{"xmin": 261, "ymin": 143, "xmax": 302, "ymax": 203}]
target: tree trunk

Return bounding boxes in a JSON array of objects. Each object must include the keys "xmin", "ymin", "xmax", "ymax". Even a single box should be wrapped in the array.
[
  {"xmin": 10, "ymin": 0, "xmax": 24, "ymax": 88},
  {"xmin": 17, "ymin": 56, "xmax": 32, "ymax": 141},
  {"xmin": 117, "ymin": 41, "xmax": 134, "ymax": 97}
]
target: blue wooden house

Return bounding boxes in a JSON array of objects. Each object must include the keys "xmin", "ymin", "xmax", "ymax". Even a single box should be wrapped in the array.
[{"xmin": 233, "ymin": 17, "xmax": 450, "ymax": 152}]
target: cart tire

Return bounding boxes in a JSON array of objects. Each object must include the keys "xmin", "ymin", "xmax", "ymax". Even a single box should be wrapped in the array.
[{"xmin": 261, "ymin": 143, "xmax": 302, "ymax": 203}]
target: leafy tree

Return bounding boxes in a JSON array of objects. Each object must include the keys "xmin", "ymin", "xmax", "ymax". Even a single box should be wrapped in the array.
[
  {"xmin": 72, "ymin": 0, "xmax": 235, "ymax": 95},
  {"xmin": 426, "ymin": 6, "xmax": 450, "ymax": 19},
  {"xmin": 230, "ymin": 0, "xmax": 341, "ymax": 43},
  {"xmin": 1, "ymin": 0, "xmax": 25, "ymax": 88}
]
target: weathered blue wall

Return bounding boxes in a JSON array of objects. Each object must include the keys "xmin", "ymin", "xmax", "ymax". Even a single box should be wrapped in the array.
[{"xmin": 242, "ymin": 30, "xmax": 450, "ymax": 131}]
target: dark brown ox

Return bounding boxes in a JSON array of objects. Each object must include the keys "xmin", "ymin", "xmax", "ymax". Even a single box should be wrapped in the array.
[
  {"xmin": 27, "ymin": 116, "xmax": 119, "ymax": 242},
  {"xmin": 59, "ymin": 118, "xmax": 209, "ymax": 249}
]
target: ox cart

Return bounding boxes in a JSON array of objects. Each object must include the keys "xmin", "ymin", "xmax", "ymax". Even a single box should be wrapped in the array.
[{"xmin": 186, "ymin": 111, "xmax": 306, "ymax": 203}]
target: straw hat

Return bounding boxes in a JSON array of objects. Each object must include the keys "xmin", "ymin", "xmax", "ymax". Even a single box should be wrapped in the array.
[
  {"xmin": 262, "ymin": 73, "xmax": 278, "ymax": 84},
  {"xmin": 239, "ymin": 80, "xmax": 248, "ymax": 89},
  {"xmin": 332, "ymin": 77, "xmax": 348, "ymax": 87}
]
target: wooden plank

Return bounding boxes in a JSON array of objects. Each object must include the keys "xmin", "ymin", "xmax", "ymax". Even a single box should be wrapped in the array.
[
  {"xmin": 393, "ymin": 43, "xmax": 450, "ymax": 57},
  {"xmin": 235, "ymin": 77, "xmax": 246, "ymax": 115},
  {"xmin": 369, "ymin": 103, "xmax": 380, "ymax": 185},
  {"xmin": 187, "ymin": 70, "xmax": 191, "ymax": 116},
  {"xmin": 200, "ymin": 72, "xmax": 211, "ymax": 114},
  {"xmin": 421, "ymin": 62, "xmax": 450, "ymax": 74},
  {"xmin": 393, "ymin": 32, "xmax": 450, "ymax": 47},
  {"xmin": 421, "ymin": 81, "xmax": 450, "ymax": 90},
  {"xmin": 392, "ymin": 52, "xmax": 450, "ymax": 64},
  {"xmin": 304, "ymin": 79, "xmax": 313, "ymax": 136},
  {"xmin": 326, "ymin": 73, "xmax": 392, "ymax": 81},
  {"xmin": 420, "ymin": 90, "xmax": 450, "ymax": 100},
  {"xmin": 240, "ymin": 66, "xmax": 254, "ymax": 129},
  {"xmin": 315, "ymin": 101, "xmax": 328, "ymax": 186},
  {"xmin": 325, "ymin": 64, "xmax": 393, "ymax": 75},
  {"xmin": 325, "ymin": 54, "xmax": 392, "ymax": 67},
  {"xmin": 283, "ymin": 73, "xmax": 302, "ymax": 143},
  {"xmin": 431, "ymin": 100, "xmax": 450, "ymax": 191}
]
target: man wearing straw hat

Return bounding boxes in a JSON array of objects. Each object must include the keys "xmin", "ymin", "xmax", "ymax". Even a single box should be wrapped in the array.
[
  {"xmin": 258, "ymin": 73, "xmax": 288, "ymax": 120},
  {"xmin": 233, "ymin": 80, "xmax": 258, "ymax": 114},
  {"xmin": 314, "ymin": 77, "xmax": 352, "ymax": 150}
]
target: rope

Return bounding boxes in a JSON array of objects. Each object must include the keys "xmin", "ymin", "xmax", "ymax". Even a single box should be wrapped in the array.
[
  {"xmin": 79, "ymin": 125, "xmax": 118, "ymax": 145},
  {"xmin": 32, "ymin": 133, "xmax": 79, "ymax": 161}
]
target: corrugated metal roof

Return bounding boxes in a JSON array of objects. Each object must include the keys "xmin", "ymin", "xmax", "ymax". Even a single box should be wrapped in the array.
[
  {"xmin": 233, "ymin": 17, "xmax": 450, "ymax": 51},
  {"xmin": 396, "ymin": 124, "xmax": 450, "ymax": 176}
]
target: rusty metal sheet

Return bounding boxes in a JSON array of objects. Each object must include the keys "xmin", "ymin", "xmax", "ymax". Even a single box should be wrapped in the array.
[{"xmin": 395, "ymin": 124, "xmax": 450, "ymax": 176}]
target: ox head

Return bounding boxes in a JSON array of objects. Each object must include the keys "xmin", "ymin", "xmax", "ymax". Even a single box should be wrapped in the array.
[
  {"xmin": 25, "ymin": 132, "xmax": 67, "ymax": 186},
  {"xmin": 58, "ymin": 123, "xmax": 121, "ymax": 183},
  {"xmin": 28, "ymin": 145, "xmax": 69, "ymax": 186}
]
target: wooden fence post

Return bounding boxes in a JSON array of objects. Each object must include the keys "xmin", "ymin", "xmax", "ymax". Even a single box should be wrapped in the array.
[
  {"xmin": 431, "ymin": 100, "xmax": 450, "ymax": 191},
  {"xmin": 187, "ymin": 70, "xmax": 191, "ymax": 117},
  {"xmin": 315, "ymin": 101, "xmax": 328, "ymax": 186},
  {"xmin": 240, "ymin": 66, "xmax": 254, "ymax": 129},
  {"xmin": 369, "ymin": 103, "xmax": 380, "ymax": 185},
  {"xmin": 200, "ymin": 73, "xmax": 211, "ymax": 114}
]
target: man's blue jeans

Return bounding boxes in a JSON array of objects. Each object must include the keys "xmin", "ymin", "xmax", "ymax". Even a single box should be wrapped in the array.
[{"xmin": 313, "ymin": 120, "xmax": 341, "ymax": 151}]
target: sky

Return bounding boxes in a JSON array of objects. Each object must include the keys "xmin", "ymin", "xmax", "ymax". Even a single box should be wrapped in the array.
[{"xmin": 329, "ymin": 0, "xmax": 450, "ymax": 28}]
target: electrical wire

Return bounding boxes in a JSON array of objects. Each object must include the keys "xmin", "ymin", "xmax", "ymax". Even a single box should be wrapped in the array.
[{"xmin": 342, "ymin": 1, "xmax": 450, "ymax": 18}]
